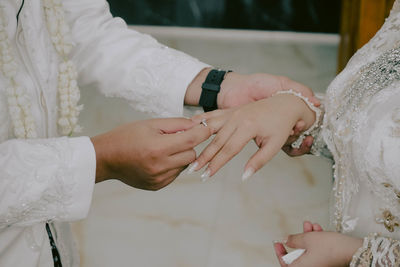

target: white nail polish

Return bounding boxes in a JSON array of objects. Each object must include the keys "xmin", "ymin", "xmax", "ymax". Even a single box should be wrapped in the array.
[
  {"xmin": 241, "ymin": 168, "xmax": 255, "ymax": 181},
  {"xmin": 187, "ymin": 162, "xmax": 198, "ymax": 174},
  {"xmin": 201, "ymin": 169, "xmax": 211, "ymax": 182}
]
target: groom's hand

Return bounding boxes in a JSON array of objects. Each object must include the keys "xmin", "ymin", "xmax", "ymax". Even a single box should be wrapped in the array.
[{"xmin": 91, "ymin": 118, "xmax": 212, "ymax": 191}]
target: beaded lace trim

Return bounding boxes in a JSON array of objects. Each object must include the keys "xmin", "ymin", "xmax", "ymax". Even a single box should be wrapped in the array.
[
  {"xmin": 350, "ymin": 233, "xmax": 400, "ymax": 266},
  {"xmin": 336, "ymin": 47, "xmax": 400, "ymax": 119},
  {"xmin": 0, "ymin": 0, "xmax": 82, "ymax": 138}
]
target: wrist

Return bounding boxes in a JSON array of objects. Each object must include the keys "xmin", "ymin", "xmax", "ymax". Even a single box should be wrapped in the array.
[
  {"xmin": 90, "ymin": 135, "xmax": 112, "ymax": 183},
  {"xmin": 344, "ymin": 237, "xmax": 364, "ymax": 265},
  {"xmin": 217, "ymin": 72, "xmax": 247, "ymax": 109},
  {"xmin": 184, "ymin": 67, "xmax": 212, "ymax": 106},
  {"xmin": 272, "ymin": 93, "xmax": 316, "ymax": 128}
]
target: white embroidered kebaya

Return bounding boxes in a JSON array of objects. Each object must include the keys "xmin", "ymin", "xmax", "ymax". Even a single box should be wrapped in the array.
[{"xmin": 0, "ymin": 0, "xmax": 82, "ymax": 138}]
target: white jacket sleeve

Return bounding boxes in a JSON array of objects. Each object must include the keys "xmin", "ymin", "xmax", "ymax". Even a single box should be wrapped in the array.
[
  {"xmin": 63, "ymin": 0, "xmax": 210, "ymax": 117},
  {"xmin": 0, "ymin": 136, "xmax": 96, "ymax": 228}
]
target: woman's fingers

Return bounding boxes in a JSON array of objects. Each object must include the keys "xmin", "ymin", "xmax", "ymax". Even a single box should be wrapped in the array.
[
  {"xmin": 282, "ymin": 136, "xmax": 313, "ymax": 157},
  {"xmin": 294, "ymin": 120, "xmax": 306, "ymax": 136},
  {"xmin": 156, "ymin": 117, "xmax": 197, "ymax": 134},
  {"xmin": 167, "ymin": 149, "xmax": 197, "ymax": 170},
  {"xmin": 164, "ymin": 124, "xmax": 212, "ymax": 154},
  {"xmin": 205, "ymin": 129, "xmax": 254, "ymax": 176},
  {"xmin": 194, "ymin": 122, "xmax": 237, "ymax": 171},
  {"xmin": 274, "ymin": 242, "xmax": 289, "ymax": 267},
  {"xmin": 303, "ymin": 221, "xmax": 313, "ymax": 233},
  {"xmin": 313, "ymin": 223, "xmax": 323, "ymax": 232},
  {"xmin": 243, "ymin": 136, "xmax": 285, "ymax": 179},
  {"xmin": 191, "ymin": 108, "xmax": 235, "ymax": 124}
]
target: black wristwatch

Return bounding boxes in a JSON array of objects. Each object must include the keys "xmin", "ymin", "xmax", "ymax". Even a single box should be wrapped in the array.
[{"xmin": 199, "ymin": 69, "xmax": 232, "ymax": 112}]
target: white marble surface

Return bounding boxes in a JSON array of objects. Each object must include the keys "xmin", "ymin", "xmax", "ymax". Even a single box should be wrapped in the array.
[{"xmin": 71, "ymin": 27, "xmax": 338, "ymax": 267}]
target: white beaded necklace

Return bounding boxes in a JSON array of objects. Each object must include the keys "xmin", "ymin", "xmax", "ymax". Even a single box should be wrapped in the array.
[{"xmin": 0, "ymin": 0, "xmax": 82, "ymax": 139}]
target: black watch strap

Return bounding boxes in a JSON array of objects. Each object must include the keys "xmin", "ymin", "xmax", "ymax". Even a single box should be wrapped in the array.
[{"xmin": 199, "ymin": 69, "xmax": 231, "ymax": 112}]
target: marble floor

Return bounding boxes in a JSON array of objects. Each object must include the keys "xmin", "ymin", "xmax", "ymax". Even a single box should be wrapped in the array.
[{"xmin": 71, "ymin": 26, "xmax": 338, "ymax": 267}]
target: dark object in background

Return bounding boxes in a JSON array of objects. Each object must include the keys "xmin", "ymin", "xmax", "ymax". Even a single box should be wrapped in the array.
[{"xmin": 107, "ymin": 0, "xmax": 341, "ymax": 33}]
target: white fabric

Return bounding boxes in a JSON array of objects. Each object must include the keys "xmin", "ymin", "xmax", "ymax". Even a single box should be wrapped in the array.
[
  {"xmin": 315, "ymin": 0, "xmax": 400, "ymax": 265},
  {"xmin": 0, "ymin": 0, "xmax": 208, "ymax": 266}
]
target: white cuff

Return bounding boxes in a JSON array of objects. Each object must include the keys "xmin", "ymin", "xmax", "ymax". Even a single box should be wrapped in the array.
[
  {"xmin": 65, "ymin": 136, "xmax": 96, "ymax": 221},
  {"xmin": 157, "ymin": 57, "xmax": 210, "ymax": 117}
]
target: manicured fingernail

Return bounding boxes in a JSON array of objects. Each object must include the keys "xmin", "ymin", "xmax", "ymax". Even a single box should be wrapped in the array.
[
  {"xmin": 201, "ymin": 169, "xmax": 211, "ymax": 182},
  {"xmin": 241, "ymin": 168, "xmax": 255, "ymax": 181},
  {"xmin": 187, "ymin": 162, "xmax": 198, "ymax": 174}
]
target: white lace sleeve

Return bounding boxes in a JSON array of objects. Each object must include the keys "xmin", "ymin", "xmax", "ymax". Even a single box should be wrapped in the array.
[
  {"xmin": 351, "ymin": 233, "xmax": 400, "ymax": 266},
  {"xmin": 0, "ymin": 136, "xmax": 96, "ymax": 228},
  {"xmin": 63, "ymin": 0, "xmax": 210, "ymax": 118}
]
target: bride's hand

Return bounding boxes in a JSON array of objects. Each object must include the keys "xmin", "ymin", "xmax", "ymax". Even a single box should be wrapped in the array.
[
  {"xmin": 274, "ymin": 223, "xmax": 362, "ymax": 267},
  {"xmin": 190, "ymin": 93, "xmax": 316, "ymax": 180}
]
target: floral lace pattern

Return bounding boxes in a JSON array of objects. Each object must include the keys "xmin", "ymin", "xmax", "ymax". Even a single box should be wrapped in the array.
[
  {"xmin": 0, "ymin": 137, "xmax": 75, "ymax": 228},
  {"xmin": 351, "ymin": 233, "xmax": 400, "ymax": 266}
]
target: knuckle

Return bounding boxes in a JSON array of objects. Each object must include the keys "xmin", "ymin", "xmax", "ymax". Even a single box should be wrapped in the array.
[
  {"xmin": 185, "ymin": 137, "xmax": 197, "ymax": 147},
  {"xmin": 205, "ymin": 121, "xmax": 217, "ymax": 135},
  {"xmin": 241, "ymin": 119, "xmax": 254, "ymax": 129},
  {"xmin": 278, "ymin": 75, "xmax": 292, "ymax": 86},
  {"xmin": 188, "ymin": 150, "xmax": 197, "ymax": 162},
  {"xmin": 146, "ymin": 164, "xmax": 163, "ymax": 176},
  {"xmin": 192, "ymin": 114, "xmax": 204, "ymax": 122},
  {"xmin": 211, "ymin": 135, "xmax": 224, "ymax": 148},
  {"xmin": 148, "ymin": 177, "xmax": 167, "ymax": 191},
  {"xmin": 153, "ymin": 176, "xmax": 166, "ymax": 186},
  {"xmin": 221, "ymin": 144, "xmax": 235, "ymax": 156},
  {"xmin": 209, "ymin": 109, "xmax": 223, "ymax": 117},
  {"xmin": 146, "ymin": 147, "xmax": 162, "ymax": 160}
]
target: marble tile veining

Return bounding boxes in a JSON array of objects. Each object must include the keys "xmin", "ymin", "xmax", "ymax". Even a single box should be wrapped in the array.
[{"xmin": 72, "ymin": 27, "xmax": 337, "ymax": 267}]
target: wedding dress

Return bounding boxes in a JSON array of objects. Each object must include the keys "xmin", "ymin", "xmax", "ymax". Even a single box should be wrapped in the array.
[
  {"xmin": 0, "ymin": 0, "xmax": 207, "ymax": 266},
  {"xmin": 312, "ymin": 0, "xmax": 400, "ymax": 265}
]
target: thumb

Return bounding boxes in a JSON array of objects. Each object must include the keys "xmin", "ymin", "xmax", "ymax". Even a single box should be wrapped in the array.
[{"xmin": 154, "ymin": 117, "xmax": 197, "ymax": 134}]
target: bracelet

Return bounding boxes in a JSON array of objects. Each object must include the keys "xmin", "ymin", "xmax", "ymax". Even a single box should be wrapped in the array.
[{"xmin": 274, "ymin": 89, "xmax": 322, "ymax": 149}]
